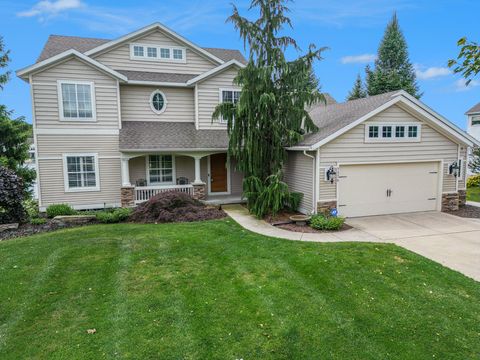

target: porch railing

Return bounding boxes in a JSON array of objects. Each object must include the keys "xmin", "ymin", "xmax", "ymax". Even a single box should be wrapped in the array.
[{"xmin": 135, "ymin": 184, "xmax": 194, "ymax": 204}]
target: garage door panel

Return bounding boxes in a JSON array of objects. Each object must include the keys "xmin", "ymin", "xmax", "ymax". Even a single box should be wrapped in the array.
[{"xmin": 338, "ymin": 162, "xmax": 439, "ymax": 217}]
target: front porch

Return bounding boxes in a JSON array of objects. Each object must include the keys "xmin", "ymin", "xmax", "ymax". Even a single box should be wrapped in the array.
[{"xmin": 119, "ymin": 151, "xmax": 244, "ymax": 206}]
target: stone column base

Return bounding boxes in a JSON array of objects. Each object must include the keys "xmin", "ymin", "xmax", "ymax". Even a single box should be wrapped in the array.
[
  {"xmin": 121, "ymin": 186, "xmax": 135, "ymax": 207},
  {"xmin": 317, "ymin": 200, "xmax": 337, "ymax": 215},
  {"xmin": 442, "ymin": 192, "xmax": 459, "ymax": 212},
  {"xmin": 192, "ymin": 183, "xmax": 206, "ymax": 200},
  {"xmin": 458, "ymin": 189, "xmax": 466, "ymax": 207}
]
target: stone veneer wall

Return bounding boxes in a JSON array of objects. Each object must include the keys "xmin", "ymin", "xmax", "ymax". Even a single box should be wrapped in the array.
[
  {"xmin": 458, "ymin": 189, "xmax": 466, "ymax": 207},
  {"xmin": 441, "ymin": 192, "xmax": 459, "ymax": 212},
  {"xmin": 121, "ymin": 186, "xmax": 135, "ymax": 207},
  {"xmin": 192, "ymin": 183, "xmax": 206, "ymax": 200},
  {"xmin": 317, "ymin": 200, "xmax": 337, "ymax": 215}
]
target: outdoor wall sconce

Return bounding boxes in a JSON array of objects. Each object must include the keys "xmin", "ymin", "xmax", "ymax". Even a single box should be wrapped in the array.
[
  {"xmin": 325, "ymin": 166, "xmax": 337, "ymax": 184},
  {"xmin": 448, "ymin": 161, "xmax": 460, "ymax": 177}
]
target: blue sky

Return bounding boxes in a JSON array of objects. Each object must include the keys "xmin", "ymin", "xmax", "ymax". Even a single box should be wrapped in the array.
[{"xmin": 0, "ymin": 0, "xmax": 479, "ymax": 129}]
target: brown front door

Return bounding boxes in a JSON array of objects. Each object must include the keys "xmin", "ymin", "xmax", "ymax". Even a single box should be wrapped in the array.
[{"xmin": 210, "ymin": 153, "xmax": 228, "ymax": 193}]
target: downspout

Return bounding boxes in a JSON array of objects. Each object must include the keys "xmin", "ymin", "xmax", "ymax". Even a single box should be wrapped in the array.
[{"xmin": 303, "ymin": 150, "xmax": 316, "ymax": 214}]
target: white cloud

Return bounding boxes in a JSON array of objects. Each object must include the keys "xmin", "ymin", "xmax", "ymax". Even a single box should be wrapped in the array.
[
  {"xmin": 341, "ymin": 54, "xmax": 377, "ymax": 64},
  {"xmin": 17, "ymin": 0, "xmax": 84, "ymax": 18},
  {"xmin": 454, "ymin": 78, "xmax": 480, "ymax": 92},
  {"xmin": 415, "ymin": 66, "xmax": 451, "ymax": 80}
]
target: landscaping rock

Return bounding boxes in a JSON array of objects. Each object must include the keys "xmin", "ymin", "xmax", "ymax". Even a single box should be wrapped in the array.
[
  {"xmin": 52, "ymin": 215, "xmax": 96, "ymax": 225},
  {"xmin": 0, "ymin": 223, "xmax": 19, "ymax": 232}
]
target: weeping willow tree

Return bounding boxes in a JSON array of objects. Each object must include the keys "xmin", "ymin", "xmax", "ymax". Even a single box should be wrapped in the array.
[{"xmin": 213, "ymin": 0, "xmax": 325, "ymax": 217}]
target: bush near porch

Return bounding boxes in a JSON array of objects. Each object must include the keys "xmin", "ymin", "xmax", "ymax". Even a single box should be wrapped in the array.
[
  {"xmin": 467, "ymin": 175, "xmax": 480, "ymax": 202},
  {"xmin": 1, "ymin": 220, "xmax": 479, "ymax": 359}
]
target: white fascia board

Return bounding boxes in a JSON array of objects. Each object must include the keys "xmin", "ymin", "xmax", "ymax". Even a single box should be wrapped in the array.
[
  {"xmin": 187, "ymin": 60, "xmax": 246, "ymax": 85},
  {"xmin": 84, "ymin": 22, "xmax": 225, "ymax": 65},
  {"xmin": 126, "ymin": 80, "xmax": 191, "ymax": 88},
  {"xmin": 16, "ymin": 50, "xmax": 128, "ymax": 82},
  {"xmin": 395, "ymin": 90, "xmax": 480, "ymax": 147}
]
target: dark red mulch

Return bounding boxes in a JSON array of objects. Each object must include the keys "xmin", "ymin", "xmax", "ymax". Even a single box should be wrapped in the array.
[
  {"xmin": 0, "ymin": 220, "xmax": 94, "ymax": 241},
  {"xmin": 445, "ymin": 205, "xmax": 480, "ymax": 218}
]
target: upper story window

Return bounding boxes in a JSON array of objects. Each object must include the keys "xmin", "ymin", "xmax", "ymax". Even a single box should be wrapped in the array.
[
  {"xmin": 63, "ymin": 154, "xmax": 99, "ymax": 192},
  {"xmin": 365, "ymin": 123, "xmax": 421, "ymax": 142},
  {"xmin": 150, "ymin": 90, "xmax": 168, "ymax": 114},
  {"xmin": 130, "ymin": 43, "xmax": 186, "ymax": 63},
  {"xmin": 472, "ymin": 115, "xmax": 480, "ymax": 125},
  {"xmin": 219, "ymin": 89, "xmax": 241, "ymax": 123},
  {"xmin": 57, "ymin": 81, "xmax": 96, "ymax": 121}
]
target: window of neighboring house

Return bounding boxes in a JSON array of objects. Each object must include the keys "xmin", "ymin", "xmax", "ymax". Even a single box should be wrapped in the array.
[
  {"xmin": 59, "ymin": 81, "xmax": 95, "ymax": 120},
  {"xmin": 63, "ymin": 154, "xmax": 99, "ymax": 191},
  {"xmin": 160, "ymin": 48, "xmax": 170, "ymax": 59},
  {"xmin": 366, "ymin": 123, "xmax": 420, "ymax": 142},
  {"xmin": 147, "ymin": 47, "xmax": 157, "ymax": 58},
  {"xmin": 148, "ymin": 155, "xmax": 174, "ymax": 184},
  {"xmin": 472, "ymin": 115, "xmax": 480, "ymax": 125},
  {"xmin": 133, "ymin": 45, "xmax": 144, "ymax": 57},
  {"xmin": 220, "ymin": 89, "xmax": 241, "ymax": 123},
  {"xmin": 150, "ymin": 90, "xmax": 167, "ymax": 114}
]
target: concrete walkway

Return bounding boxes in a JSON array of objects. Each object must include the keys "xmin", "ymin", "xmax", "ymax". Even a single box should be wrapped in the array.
[
  {"xmin": 223, "ymin": 204, "xmax": 480, "ymax": 281},
  {"xmin": 467, "ymin": 200, "xmax": 480, "ymax": 207}
]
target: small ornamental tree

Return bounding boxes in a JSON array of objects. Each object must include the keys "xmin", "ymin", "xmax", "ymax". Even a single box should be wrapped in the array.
[
  {"xmin": 346, "ymin": 73, "xmax": 367, "ymax": 100},
  {"xmin": 0, "ymin": 166, "xmax": 27, "ymax": 224},
  {"xmin": 213, "ymin": 0, "xmax": 326, "ymax": 217}
]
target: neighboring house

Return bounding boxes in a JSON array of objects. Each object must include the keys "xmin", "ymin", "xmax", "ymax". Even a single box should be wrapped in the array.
[
  {"xmin": 466, "ymin": 102, "xmax": 480, "ymax": 175},
  {"xmin": 17, "ymin": 22, "xmax": 479, "ymax": 218}
]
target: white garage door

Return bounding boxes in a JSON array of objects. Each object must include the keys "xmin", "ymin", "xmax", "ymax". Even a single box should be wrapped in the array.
[{"xmin": 337, "ymin": 162, "xmax": 440, "ymax": 217}]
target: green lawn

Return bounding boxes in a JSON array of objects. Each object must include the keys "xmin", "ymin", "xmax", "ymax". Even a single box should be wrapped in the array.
[
  {"xmin": 467, "ymin": 186, "xmax": 480, "ymax": 202},
  {"xmin": 0, "ymin": 220, "xmax": 479, "ymax": 359}
]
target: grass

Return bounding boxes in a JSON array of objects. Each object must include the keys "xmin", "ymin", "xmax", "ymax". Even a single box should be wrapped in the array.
[
  {"xmin": 467, "ymin": 186, "xmax": 480, "ymax": 202},
  {"xmin": 0, "ymin": 219, "xmax": 479, "ymax": 359}
]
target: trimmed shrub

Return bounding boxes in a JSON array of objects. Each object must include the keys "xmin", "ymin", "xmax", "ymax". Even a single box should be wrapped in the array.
[
  {"xmin": 310, "ymin": 214, "xmax": 345, "ymax": 231},
  {"xmin": 30, "ymin": 217, "xmax": 47, "ymax": 225},
  {"xmin": 130, "ymin": 191, "xmax": 225, "ymax": 223},
  {"xmin": 24, "ymin": 198, "xmax": 40, "ymax": 219},
  {"xmin": 467, "ymin": 174, "xmax": 480, "ymax": 188},
  {"xmin": 96, "ymin": 208, "xmax": 133, "ymax": 224},
  {"xmin": 0, "ymin": 166, "xmax": 27, "ymax": 224},
  {"xmin": 46, "ymin": 204, "xmax": 76, "ymax": 218}
]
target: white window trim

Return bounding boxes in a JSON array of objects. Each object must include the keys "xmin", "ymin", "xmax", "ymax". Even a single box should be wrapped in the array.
[
  {"xmin": 146, "ymin": 155, "xmax": 176, "ymax": 186},
  {"xmin": 218, "ymin": 88, "xmax": 241, "ymax": 124},
  {"xmin": 57, "ymin": 80, "xmax": 97, "ymax": 122},
  {"xmin": 149, "ymin": 89, "xmax": 168, "ymax": 115},
  {"xmin": 62, "ymin": 153, "xmax": 100, "ymax": 192},
  {"xmin": 364, "ymin": 122, "xmax": 421, "ymax": 143},
  {"xmin": 130, "ymin": 43, "xmax": 187, "ymax": 63}
]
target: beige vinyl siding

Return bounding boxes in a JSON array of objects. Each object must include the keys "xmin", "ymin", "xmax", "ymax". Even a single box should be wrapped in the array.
[
  {"xmin": 36, "ymin": 134, "xmax": 119, "ymax": 158},
  {"xmin": 38, "ymin": 158, "xmax": 121, "ymax": 209},
  {"xmin": 284, "ymin": 151, "xmax": 314, "ymax": 214},
  {"xmin": 94, "ymin": 30, "xmax": 217, "ymax": 74},
  {"xmin": 318, "ymin": 105, "xmax": 460, "ymax": 201},
  {"xmin": 31, "ymin": 58, "xmax": 119, "ymax": 129},
  {"xmin": 230, "ymin": 159, "xmax": 243, "ymax": 196},
  {"xmin": 197, "ymin": 67, "xmax": 240, "ymax": 130},
  {"xmin": 120, "ymin": 85, "xmax": 194, "ymax": 122}
]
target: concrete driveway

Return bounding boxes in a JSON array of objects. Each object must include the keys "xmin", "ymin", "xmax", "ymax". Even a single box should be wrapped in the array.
[{"xmin": 346, "ymin": 212, "xmax": 480, "ymax": 281}]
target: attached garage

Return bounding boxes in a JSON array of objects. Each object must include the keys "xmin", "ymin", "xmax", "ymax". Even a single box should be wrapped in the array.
[{"xmin": 337, "ymin": 162, "xmax": 441, "ymax": 217}]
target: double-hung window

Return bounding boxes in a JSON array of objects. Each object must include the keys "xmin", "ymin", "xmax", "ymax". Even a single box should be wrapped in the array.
[
  {"xmin": 58, "ymin": 81, "xmax": 95, "ymax": 120},
  {"xmin": 472, "ymin": 115, "xmax": 480, "ymax": 126},
  {"xmin": 366, "ymin": 123, "xmax": 420, "ymax": 142},
  {"xmin": 148, "ymin": 155, "xmax": 174, "ymax": 184},
  {"xmin": 63, "ymin": 154, "xmax": 99, "ymax": 192},
  {"xmin": 220, "ymin": 89, "xmax": 241, "ymax": 123}
]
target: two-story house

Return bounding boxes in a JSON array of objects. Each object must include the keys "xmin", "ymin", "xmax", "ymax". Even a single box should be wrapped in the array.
[
  {"xmin": 466, "ymin": 102, "xmax": 480, "ymax": 175},
  {"xmin": 18, "ymin": 22, "xmax": 479, "ymax": 217}
]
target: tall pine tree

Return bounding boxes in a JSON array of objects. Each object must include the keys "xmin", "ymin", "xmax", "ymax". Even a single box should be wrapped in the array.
[
  {"xmin": 213, "ymin": 0, "xmax": 325, "ymax": 217},
  {"xmin": 346, "ymin": 73, "xmax": 367, "ymax": 100},
  {"xmin": 366, "ymin": 13, "xmax": 420, "ymax": 98}
]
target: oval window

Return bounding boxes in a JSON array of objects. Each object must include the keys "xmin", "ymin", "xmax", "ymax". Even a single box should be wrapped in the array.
[{"xmin": 150, "ymin": 90, "xmax": 167, "ymax": 114}]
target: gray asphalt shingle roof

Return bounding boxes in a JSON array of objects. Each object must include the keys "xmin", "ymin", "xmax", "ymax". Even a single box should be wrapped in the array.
[
  {"xmin": 36, "ymin": 35, "xmax": 246, "ymax": 64},
  {"xmin": 116, "ymin": 70, "xmax": 197, "ymax": 83},
  {"xmin": 298, "ymin": 91, "xmax": 400, "ymax": 147},
  {"xmin": 120, "ymin": 121, "xmax": 229, "ymax": 151},
  {"xmin": 466, "ymin": 102, "xmax": 480, "ymax": 115}
]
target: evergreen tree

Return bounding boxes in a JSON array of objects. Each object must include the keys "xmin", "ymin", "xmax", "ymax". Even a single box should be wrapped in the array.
[
  {"xmin": 346, "ymin": 73, "xmax": 367, "ymax": 100},
  {"xmin": 213, "ymin": 0, "xmax": 325, "ymax": 217},
  {"xmin": 366, "ymin": 13, "xmax": 421, "ymax": 98}
]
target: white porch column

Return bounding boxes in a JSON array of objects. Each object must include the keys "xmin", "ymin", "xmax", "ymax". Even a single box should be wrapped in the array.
[
  {"xmin": 121, "ymin": 157, "xmax": 131, "ymax": 187},
  {"xmin": 193, "ymin": 156, "xmax": 204, "ymax": 184}
]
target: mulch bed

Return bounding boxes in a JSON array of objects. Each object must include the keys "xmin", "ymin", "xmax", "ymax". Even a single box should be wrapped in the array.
[
  {"xmin": 265, "ymin": 210, "xmax": 352, "ymax": 233},
  {"xmin": 445, "ymin": 205, "xmax": 480, "ymax": 218},
  {"xmin": 0, "ymin": 220, "xmax": 94, "ymax": 242}
]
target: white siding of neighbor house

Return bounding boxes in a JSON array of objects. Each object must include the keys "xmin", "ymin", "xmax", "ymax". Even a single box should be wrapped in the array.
[
  {"xmin": 318, "ymin": 105, "xmax": 461, "ymax": 201},
  {"xmin": 284, "ymin": 151, "xmax": 314, "ymax": 214},
  {"xmin": 93, "ymin": 29, "xmax": 217, "ymax": 74},
  {"xmin": 120, "ymin": 85, "xmax": 194, "ymax": 122},
  {"xmin": 197, "ymin": 67, "xmax": 240, "ymax": 130},
  {"xmin": 31, "ymin": 58, "xmax": 120, "ymax": 129}
]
